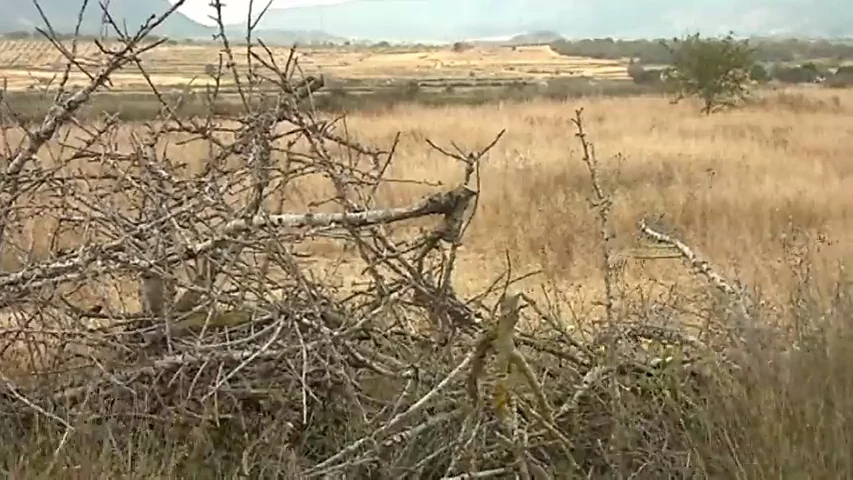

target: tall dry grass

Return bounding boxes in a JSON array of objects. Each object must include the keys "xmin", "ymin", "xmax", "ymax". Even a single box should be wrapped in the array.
[
  {"xmin": 345, "ymin": 88, "xmax": 853, "ymax": 305},
  {"xmin": 4, "ymin": 86, "xmax": 853, "ymax": 477},
  {"xmin": 312, "ymin": 89, "xmax": 853, "ymax": 477},
  {"xmin": 5, "ymin": 87, "xmax": 850, "ymax": 312}
]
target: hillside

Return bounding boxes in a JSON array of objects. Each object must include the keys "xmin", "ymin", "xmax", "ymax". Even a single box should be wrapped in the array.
[
  {"xmin": 252, "ymin": 0, "xmax": 853, "ymax": 42},
  {"xmin": 0, "ymin": 0, "xmax": 211, "ymax": 38}
]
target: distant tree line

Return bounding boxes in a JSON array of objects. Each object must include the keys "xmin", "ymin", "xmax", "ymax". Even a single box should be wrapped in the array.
[
  {"xmin": 609, "ymin": 33, "xmax": 853, "ymax": 90},
  {"xmin": 629, "ymin": 59, "xmax": 853, "ymax": 88},
  {"xmin": 550, "ymin": 37, "xmax": 853, "ymax": 64},
  {"xmin": 1, "ymin": 30, "xmax": 183, "ymax": 44},
  {"xmin": 625, "ymin": 32, "xmax": 853, "ymax": 115}
]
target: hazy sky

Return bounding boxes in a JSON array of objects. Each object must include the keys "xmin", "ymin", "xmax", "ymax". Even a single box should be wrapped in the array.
[{"xmin": 173, "ymin": 0, "xmax": 353, "ymax": 25}]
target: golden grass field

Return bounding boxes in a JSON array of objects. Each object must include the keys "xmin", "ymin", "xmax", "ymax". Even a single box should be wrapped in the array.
[
  {"xmin": 341, "ymin": 88, "xmax": 853, "ymax": 307},
  {"xmin": 6, "ymin": 85, "xmax": 850, "ymax": 319},
  {"xmin": 0, "ymin": 39, "xmax": 628, "ymax": 90}
]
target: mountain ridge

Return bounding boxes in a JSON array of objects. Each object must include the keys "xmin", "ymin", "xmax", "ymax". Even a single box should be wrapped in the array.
[
  {"xmin": 0, "ymin": 0, "xmax": 345, "ymax": 44},
  {"xmin": 0, "ymin": 0, "xmax": 211, "ymax": 38}
]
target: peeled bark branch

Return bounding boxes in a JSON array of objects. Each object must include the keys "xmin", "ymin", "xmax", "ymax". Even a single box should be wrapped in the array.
[
  {"xmin": 638, "ymin": 219, "xmax": 752, "ymax": 317},
  {"xmin": 0, "ymin": 186, "xmax": 477, "ymax": 300}
]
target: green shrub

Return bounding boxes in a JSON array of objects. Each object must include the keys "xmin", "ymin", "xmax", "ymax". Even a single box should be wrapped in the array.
[
  {"xmin": 627, "ymin": 60, "xmax": 666, "ymax": 85},
  {"xmin": 749, "ymin": 63, "xmax": 771, "ymax": 82},
  {"xmin": 772, "ymin": 63, "xmax": 824, "ymax": 84},
  {"xmin": 662, "ymin": 32, "xmax": 754, "ymax": 114}
]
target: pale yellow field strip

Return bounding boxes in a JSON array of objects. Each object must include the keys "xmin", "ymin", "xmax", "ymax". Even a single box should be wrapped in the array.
[{"xmin": 0, "ymin": 40, "xmax": 631, "ymax": 91}]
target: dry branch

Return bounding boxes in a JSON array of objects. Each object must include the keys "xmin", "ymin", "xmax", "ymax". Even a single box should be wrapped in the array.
[
  {"xmin": 638, "ymin": 218, "xmax": 753, "ymax": 316},
  {"xmin": 0, "ymin": 2, "xmax": 741, "ymax": 477}
]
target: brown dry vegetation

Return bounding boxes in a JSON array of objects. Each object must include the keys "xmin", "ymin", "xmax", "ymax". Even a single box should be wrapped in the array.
[
  {"xmin": 9, "ymin": 88, "xmax": 850, "ymax": 316},
  {"xmin": 4, "ymin": 89, "xmax": 853, "ymax": 479},
  {"xmin": 344, "ymin": 89, "xmax": 853, "ymax": 300},
  {"xmin": 4, "ymin": 4, "xmax": 853, "ymax": 479}
]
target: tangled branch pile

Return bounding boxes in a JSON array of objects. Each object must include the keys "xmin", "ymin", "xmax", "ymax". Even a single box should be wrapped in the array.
[{"xmin": 0, "ymin": 2, "xmax": 778, "ymax": 478}]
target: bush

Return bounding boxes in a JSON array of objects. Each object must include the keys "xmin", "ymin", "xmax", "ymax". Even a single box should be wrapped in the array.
[
  {"xmin": 627, "ymin": 60, "xmax": 665, "ymax": 85},
  {"xmin": 826, "ymin": 71, "xmax": 853, "ymax": 88},
  {"xmin": 749, "ymin": 63, "xmax": 771, "ymax": 83},
  {"xmin": 662, "ymin": 32, "xmax": 754, "ymax": 114},
  {"xmin": 452, "ymin": 41, "xmax": 474, "ymax": 52},
  {"xmin": 771, "ymin": 63, "xmax": 825, "ymax": 84},
  {"xmin": 836, "ymin": 65, "xmax": 853, "ymax": 76}
]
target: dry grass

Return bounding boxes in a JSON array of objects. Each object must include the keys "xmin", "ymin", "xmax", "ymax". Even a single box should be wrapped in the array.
[
  {"xmin": 5, "ymin": 86, "xmax": 849, "ymax": 311},
  {"xmin": 0, "ymin": 39, "xmax": 628, "ymax": 91},
  {"xmin": 306, "ymin": 87, "xmax": 853, "ymax": 307}
]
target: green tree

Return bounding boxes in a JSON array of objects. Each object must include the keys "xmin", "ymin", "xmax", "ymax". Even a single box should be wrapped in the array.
[
  {"xmin": 662, "ymin": 32, "xmax": 754, "ymax": 115},
  {"xmin": 749, "ymin": 63, "xmax": 770, "ymax": 83}
]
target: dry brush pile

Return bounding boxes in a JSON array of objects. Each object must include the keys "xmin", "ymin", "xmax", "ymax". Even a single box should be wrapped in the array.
[{"xmin": 0, "ymin": 2, "xmax": 797, "ymax": 478}]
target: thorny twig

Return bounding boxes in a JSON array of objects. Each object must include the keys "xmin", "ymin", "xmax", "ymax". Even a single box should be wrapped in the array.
[
  {"xmin": 571, "ymin": 108, "xmax": 619, "ymax": 329},
  {"xmin": 0, "ymin": 3, "xmax": 749, "ymax": 477}
]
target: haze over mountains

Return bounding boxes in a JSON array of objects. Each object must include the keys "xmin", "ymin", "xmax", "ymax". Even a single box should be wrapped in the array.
[{"xmin": 0, "ymin": 0, "xmax": 850, "ymax": 42}]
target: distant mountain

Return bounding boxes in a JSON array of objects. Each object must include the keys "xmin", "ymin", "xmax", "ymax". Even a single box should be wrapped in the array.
[
  {"xmin": 250, "ymin": 0, "xmax": 853, "ymax": 42},
  {"xmin": 0, "ymin": 1, "xmax": 351, "ymax": 45},
  {"xmin": 0, "ymin": 0, "xmax": 212, "ymax": 38}
]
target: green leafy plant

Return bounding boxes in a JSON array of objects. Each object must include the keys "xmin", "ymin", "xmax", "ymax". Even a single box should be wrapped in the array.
[{"xmin": 662, "ymin": 32, "xmax": 754, "ymax": 115}]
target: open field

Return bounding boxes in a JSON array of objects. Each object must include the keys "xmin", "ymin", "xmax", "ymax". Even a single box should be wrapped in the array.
[
  {"xmin": 347, "ymin": 89, "xmax": 853, "ymax": 302},
  {"xmin": 8, "ymin": 87, "xmax": 849, "ymax": 311},
  {"xmin": 0, "ymin": 39, "xmax": 629, "ymax": 91},
  {"xmin": 4, "ymin": 26, "xmax": 853, "ymax": 476}
]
